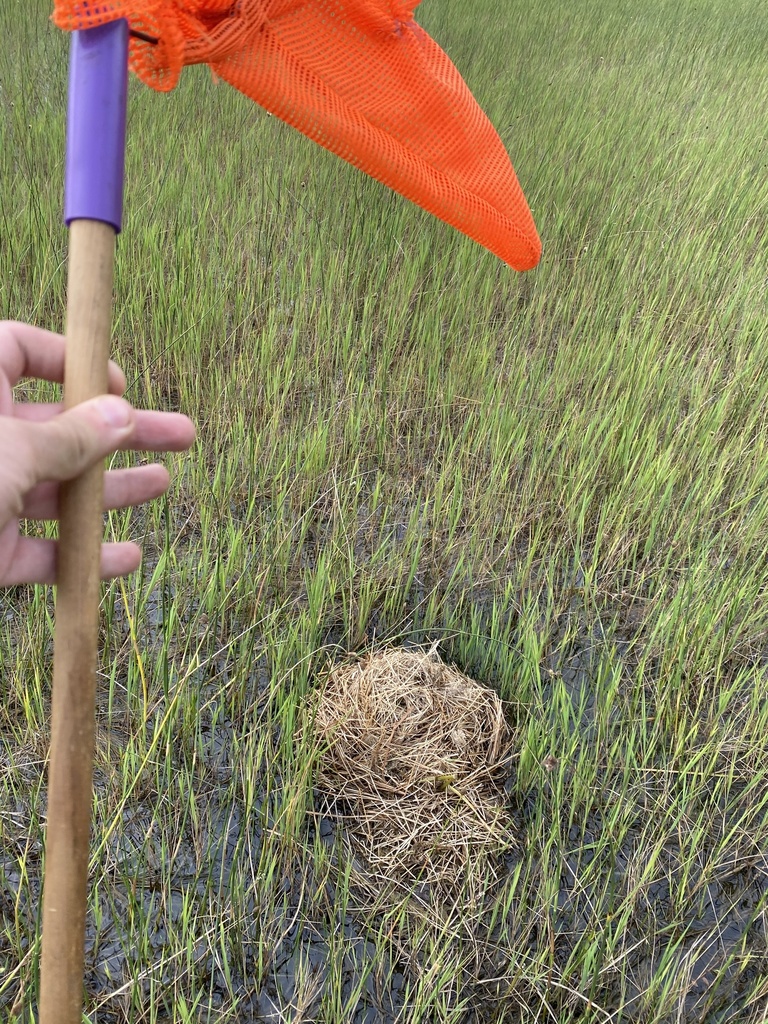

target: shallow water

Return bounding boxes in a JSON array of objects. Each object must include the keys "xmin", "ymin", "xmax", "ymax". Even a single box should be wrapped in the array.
[{"xmin": 2, "ymin": 579, "xmax": 767, "ymax": 1022}]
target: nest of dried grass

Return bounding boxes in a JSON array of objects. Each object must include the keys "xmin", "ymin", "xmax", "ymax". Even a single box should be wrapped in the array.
[{"xmin": 305, "ymin": 647, "xmax": 515, "ymax": 898}]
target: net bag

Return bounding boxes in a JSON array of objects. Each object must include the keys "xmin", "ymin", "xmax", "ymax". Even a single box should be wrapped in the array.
[{"xmin": 52, "ymin": 0, "xmax": 541, "ymax": 270}]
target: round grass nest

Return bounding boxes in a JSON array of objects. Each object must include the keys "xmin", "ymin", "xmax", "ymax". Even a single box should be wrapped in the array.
[{"xmin": 307, "ymin": 647, "xmax": 514, "ymax": 896}]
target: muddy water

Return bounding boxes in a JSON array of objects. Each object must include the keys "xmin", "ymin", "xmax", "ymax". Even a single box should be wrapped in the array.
[{"xmin": 2, "ymin": 584, "xmax": 767, "ymax": 1022}]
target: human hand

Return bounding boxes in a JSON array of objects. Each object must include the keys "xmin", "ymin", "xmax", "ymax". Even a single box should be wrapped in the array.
[{"xmin": 0, "ymin": 321, "xmax": 196, "ymax": 586}]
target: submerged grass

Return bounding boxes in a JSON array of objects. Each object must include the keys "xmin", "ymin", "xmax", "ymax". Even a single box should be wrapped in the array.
[{"xmin": 1, "ymin": 0, "xmax": 768, "ymax": 1020}]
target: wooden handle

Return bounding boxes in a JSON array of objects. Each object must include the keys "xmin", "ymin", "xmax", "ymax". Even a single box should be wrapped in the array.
[{"xmin": 39, "ymin": 218, "xmax": 116, "ymax": 1024}]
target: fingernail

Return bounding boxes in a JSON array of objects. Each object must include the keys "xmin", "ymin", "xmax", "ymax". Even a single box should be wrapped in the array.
[{"xmin": 96, "ymin": 396, "xmax": 132, "ymax": 429}]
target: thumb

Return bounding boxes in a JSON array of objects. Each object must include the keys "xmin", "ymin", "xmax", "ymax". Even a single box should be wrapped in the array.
[{"xmin": 25, "ymin": 395, "xmax": 136, "ymax": 485}]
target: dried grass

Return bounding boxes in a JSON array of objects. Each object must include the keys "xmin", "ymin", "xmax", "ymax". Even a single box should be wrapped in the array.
[{"xmin": 304, "ymin": 646, "xmax": 516, "ymax": 899}]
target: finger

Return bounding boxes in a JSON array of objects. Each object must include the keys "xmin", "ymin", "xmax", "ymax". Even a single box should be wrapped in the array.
[
  {"xmin": 0, "ymin": 536, "xmax": 142, "ymax": 586},
  {"xmin": 21, "ymin": 464, "xmax": 171, "ymax": 520},
  {"xmin": 13, "ymin": 402, "xmax": 64, "ymax": 422},
  {"xmin": 104, "ymin": 463, "xmax": 172, "ymax": 508},
  {"xmin": 15, "ymin": 404, "xmax": 196, "ymax": 452},
  {"xmin": 117, "ymin": 410, "xmax": 196, "ymax": 452},
  {"xmin": 0, "ymin": 536, "xmax": 58, "ymax": 585},
  {"xmin": 0, "ymin": 321, "xmax": 127, "ymax": 393},
  {"xmin": 99, "ymin": 541, "xmax": 143, "ymax": 579},
  {"xmin": 22, "ymin": 395, "xmax": 136, "ymax": 488}
]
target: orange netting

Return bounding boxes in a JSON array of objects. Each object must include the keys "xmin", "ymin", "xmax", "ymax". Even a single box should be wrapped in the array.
[{"xmin": 52, "ymin": 0, "xmax": 541, "ymax": 270}]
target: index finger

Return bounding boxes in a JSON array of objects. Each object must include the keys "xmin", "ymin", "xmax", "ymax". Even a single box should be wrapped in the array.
[{"xmin": 0, "ymin": 321, "xmax": 127, "ymax": 395}]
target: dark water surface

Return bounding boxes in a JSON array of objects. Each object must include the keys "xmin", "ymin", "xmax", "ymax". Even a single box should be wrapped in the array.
[{"xmin": 2, "ymin": 580, "xmax": 767, "ymax": 1023}]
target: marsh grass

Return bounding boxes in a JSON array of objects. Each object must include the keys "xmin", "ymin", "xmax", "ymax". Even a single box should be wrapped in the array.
[{"xmin": 1, "ymin": 0, "xmax": 768, "ymax": 1019}]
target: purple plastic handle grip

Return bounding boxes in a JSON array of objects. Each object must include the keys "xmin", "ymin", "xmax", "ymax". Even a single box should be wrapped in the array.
[{"xmin": 64, "ymin": 20, "xmax": 129, "ymax": 232}]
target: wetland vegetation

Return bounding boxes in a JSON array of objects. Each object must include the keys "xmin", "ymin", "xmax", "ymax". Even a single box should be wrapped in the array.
[{"xmin": 1, "ymin": 0, "xmax": 767, "ymax": 1019}]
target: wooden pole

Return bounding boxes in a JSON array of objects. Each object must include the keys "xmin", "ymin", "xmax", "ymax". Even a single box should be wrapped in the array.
[{"xmin": 39, "ymin": 218, "xmax": 116, "ymax": 1024}]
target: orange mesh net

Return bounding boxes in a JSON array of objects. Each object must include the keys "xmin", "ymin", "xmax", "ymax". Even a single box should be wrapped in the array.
[{"xmin": 52, "ymin": 1, "xmax": 541, "ymax": 270}]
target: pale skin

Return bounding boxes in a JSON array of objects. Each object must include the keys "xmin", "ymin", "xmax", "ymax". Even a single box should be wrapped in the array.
[{"xmin": 0, "ymin": 321, "xmax": 196, "ymax": 587}]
